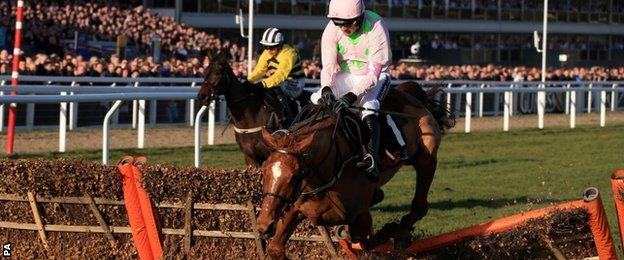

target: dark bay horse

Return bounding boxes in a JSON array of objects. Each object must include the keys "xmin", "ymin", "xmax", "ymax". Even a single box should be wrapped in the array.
[
  {"xmin": 256, "ymin": 83, "xmax": 454, "ymax": 258},
  {"xmin": 196, "ymin": 53, "xmax": 284, "ymax": 166}
]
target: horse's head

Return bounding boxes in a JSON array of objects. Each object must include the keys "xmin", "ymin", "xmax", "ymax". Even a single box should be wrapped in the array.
[
  {"xmin": 256, "ymin": 129, "xmax": 316, "ymax": 238},
  {"xmin": 196, "ymin": 53, "xmax": 233, "ymax": 106}
]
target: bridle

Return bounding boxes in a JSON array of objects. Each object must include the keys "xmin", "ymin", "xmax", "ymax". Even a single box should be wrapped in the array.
[
  {"xmin": 201, "ymin": 64, "xmax": 257, "ymax": 106},
  {"xmin": 262, "ymin": 147, "xmax": 312, "ymax": 206},
  {"xmin": 201, "ymin": 63, "xmax": 268, "ymax": 134},
  {"xmin": 261, "ymin": 113, "xmax": 359, "ymax": 212}
]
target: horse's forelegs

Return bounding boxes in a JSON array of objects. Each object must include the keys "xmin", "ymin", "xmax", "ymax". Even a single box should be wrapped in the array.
[
  {"xmin": 244, "ymin": 155, "xmax": 261, "ymax": 167},
  {"xmin": 348, "ymin": 211, "xmax": 375, "ymax": 249},
  {"xmin": 266, "ymin": 208, "xmax": 304, "ymax": 260},
  {"xmin": 400, "ymin": 147, "xmax": 437, "ymax": 232}
]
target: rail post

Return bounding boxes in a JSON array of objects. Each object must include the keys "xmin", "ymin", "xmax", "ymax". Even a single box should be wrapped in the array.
[
  {"xmin": 194, "ymin": 105, "xmax": 208, "ymax": 167},
  {"xmin": 446, "ymin": 83, "xmax": 452, "ymax": 113},
  {"xmin": 565, "ymin": 83, "xmax": 571, "ymax": 115},
  {"xmin": 208, "ymin": 100, "xmax": 216, "ymax": 145},
  {"xmin": 138, "ymin": 99, "xmax": 146, "ymax": 149},
  {"xmin": 69, "ymin": 81, "xmax": 78, "ymax": 130},
  {"xmin": 478, "ymin": 84, "xmax": 484, "ymax": 117},
  {"xmin": 187, "ymin": 81, "xmax": 196, "ymax": 126},
  {"xmin": 59, "ymin": 91, "xmax": 67, "ymax": 152},
  {"xmin": 5, "ymin": 0, "xmax": 24, "ymax": 155},
  {"xmin": 132, "ymin": 81, "xmax": 139, "ymax": 129},
  {"xmin": 0, "ymin": 80, "xmax": 5, "ymax": 132},
  {"xmin": 587, "ymin": 83, "xmax": 593, "ymax": 113},
  {"xmin": 600, "ymin": 90, "xmax": 606, "ymax": 127},
  {"xmin": 102, "ymin": 100, "xmax": 123, "ymax": 164},
  {"xmin": 611, "ymin": 83, "xmax": 617, "ymax": 112},
  {"xmin": 570, "ymin": 90, "xmax": 576, "ymax": 128},
  {"xmin": 465, "ymin": 92, "xmax": 472, "ymax": 133},
  {"xmin": 503, "ymin": 90, "xmax": 510, "ymax": 131}
]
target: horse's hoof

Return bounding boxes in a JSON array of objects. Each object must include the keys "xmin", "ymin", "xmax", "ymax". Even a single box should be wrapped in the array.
[
  {"xmin": 266, "ymin": 245, "xmax": 287, "ymax": 260},
  {"xmin": 371, "ymin": 188, "xmax": 385, "ymax": 206},
  {"xmin": 336, "ymin": 225, "xmax": 351, "ymax": 241}
]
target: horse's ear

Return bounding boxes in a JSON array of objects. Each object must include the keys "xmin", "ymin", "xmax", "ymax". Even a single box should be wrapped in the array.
[
  {"xmin": 216, "ymin": 50, "xmax": 232, "ymax": 63},
  {"xmin": 261, "ymin": 129, "xmax": 279, "ymax": 149},
  {"xmin": 221, "ymin": 48, "xmax": 233, "ymax": 61},
  {"xmin": 292, "ymin": 132, "xmax": 316, "ymax": 152}
]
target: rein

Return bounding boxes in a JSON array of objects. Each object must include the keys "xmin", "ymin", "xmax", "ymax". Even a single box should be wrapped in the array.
[
  {"xmin": 262, "ymin": 109, "xmax": 359, "ymax": 206},
  {"xmin": 203, "ymin": 67, "xmax": 270, "ymax": 134},
  {"xmin": 348, "ymin": 106, "xmax": 421, "ymax": 120}
]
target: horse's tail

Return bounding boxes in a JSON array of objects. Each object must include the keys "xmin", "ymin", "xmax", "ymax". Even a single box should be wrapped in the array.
[{"xmin": 397, "ymin": 81, "xmax": 456, "ymax": 133}]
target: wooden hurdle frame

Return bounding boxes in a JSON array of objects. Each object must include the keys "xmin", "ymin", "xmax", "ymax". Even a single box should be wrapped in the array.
[{"xmin": 0, "ymin": 192, "xmax": 339, "ymax": 258}]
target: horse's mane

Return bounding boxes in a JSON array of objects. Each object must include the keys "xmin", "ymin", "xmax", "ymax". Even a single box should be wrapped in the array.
[
  {"xmin": 210, "ymin": 52, "xmax": 265, "ymax": 98},
  {"xmin": 287, "ymin": 105, "xmax": 337, "ymax": 138}
]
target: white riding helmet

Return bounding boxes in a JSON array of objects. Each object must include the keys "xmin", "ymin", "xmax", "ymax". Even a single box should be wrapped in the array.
[
  {"xmin": 259, "ymin": 28, "xmax": 284, "ymax": 47},
  {"xmin": 327, "ymin": 0, "xmax": 365, "ymax": 20}
]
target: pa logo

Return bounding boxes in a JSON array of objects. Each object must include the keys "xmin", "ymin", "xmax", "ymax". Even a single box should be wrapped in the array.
[{"xmin": 2, "ymin": 243, "xmax": 10, "ymax": 257}]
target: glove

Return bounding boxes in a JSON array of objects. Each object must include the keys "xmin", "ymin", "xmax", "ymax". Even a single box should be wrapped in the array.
[
  {"xmin": 333, "ymin": 92, "xmax": 357, "ymax": 114},
  {"xmin": 250, "ymin": 81, "xmax": 265, "ymax": 90},
  {"xmin": 319, "ymin": 86, "xmax": 336, "ymax": 107}
]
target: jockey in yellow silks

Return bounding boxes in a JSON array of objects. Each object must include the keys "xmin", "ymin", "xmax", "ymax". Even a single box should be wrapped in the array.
[
  {"xmin": 247, "ymin": 28, "xmax": 308, "ymax": 125},
  {"xmin": 310, "ymin": 0, "xmax": 408, "ymax": 182}
]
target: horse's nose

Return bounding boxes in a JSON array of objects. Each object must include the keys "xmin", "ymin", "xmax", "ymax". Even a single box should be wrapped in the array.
[
  {"xmin": 196, "ymin": 93, "xmax": 205, "ymax": 102},
  {"xmin": 196, "ymin": 93, "xmax": 209, "ymax": 106},
  {"xmin": 257, "ymin": 219, "xmax": 276, "ymax": 238}
]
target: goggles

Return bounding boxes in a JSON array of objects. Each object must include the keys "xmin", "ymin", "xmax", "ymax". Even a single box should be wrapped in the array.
[
  {"xmin": 264, "ymin": 45, "xmax": 281, "ymax": 51},
  {"xmin": 331, "ymin": 18, "xmax": 359, "ymax": 27}
]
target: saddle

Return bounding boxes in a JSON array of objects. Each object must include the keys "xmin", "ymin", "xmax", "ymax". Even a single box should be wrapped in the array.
[
  {"xmin": 263, "ymin": 88, "xmax": 312, "ymax": 132},
  {"xmin": 338, "ymin": 87, "xmax": 407, "ymax": 171},
  {"xmin": 340, "ymin": 109, "xmax": 406, "ymax": 171},
  {"xmin": 283, "ymin": 87, "xmax": 409, "ymax": 171}
]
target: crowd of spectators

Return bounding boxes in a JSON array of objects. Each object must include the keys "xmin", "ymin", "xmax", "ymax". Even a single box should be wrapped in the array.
[
  {"xmin": 0, "ymin": 1, "xmax": 248, "ymax": 60},
  {"xmin": 0, "ymin": 1, "xmax": 623, "ymax": 83},
  {"xmin": 1, "ymin": 48, "xmax": 622, "ymax": 82},
  {"xmin": 388, "ymin": 63, "xmax": 624, "ymax": 81}
]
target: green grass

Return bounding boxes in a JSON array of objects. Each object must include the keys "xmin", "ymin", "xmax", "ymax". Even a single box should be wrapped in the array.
[{"xmin": 4, "ymin": 124, "xmax": 624, "ymax": 247}]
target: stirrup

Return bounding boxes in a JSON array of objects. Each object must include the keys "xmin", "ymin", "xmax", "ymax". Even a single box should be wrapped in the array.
[
  {"xmin": 357, "ymin": 154, "xmax": 379, "ymax": 183},
  {"xmin": 400, "ymin": 146, "xmax": 410, "ymax": 163}
]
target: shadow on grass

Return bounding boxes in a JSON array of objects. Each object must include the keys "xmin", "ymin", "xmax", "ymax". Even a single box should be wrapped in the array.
[
  {"xmin": 373, "ymin": 196, "xmax": 567, "ymax": 213},
  {"xmin": 439, "ymin": 158, "xmax": 540, "ymax": 169}
]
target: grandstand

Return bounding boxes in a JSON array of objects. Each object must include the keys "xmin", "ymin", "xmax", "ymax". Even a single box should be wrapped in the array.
[
  {"xmin": 0, "ymin": 1, "xmax": 621, "ymax": 81},
  {"xmin": 147, "ymin": 0, "xmax": 624, "ymax": 67}
]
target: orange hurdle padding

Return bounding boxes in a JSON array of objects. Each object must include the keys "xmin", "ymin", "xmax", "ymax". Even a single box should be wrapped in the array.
[
  {"xmin": 130, "ymin": 156, "xmax": 163, "ymax": 259},
  {"xmin": 118, "ymin": 156, "xmax": 155, "ymax": 260},
  {"xmin": 402, "ymin": 187, "xmax": 616, "ymax": 259},
  {"xmin": 610, "ymin": 169, "xmax": 624, "ymax": 251},
  {"xmin": 118, "ymin": 156, "xmax": 163, "ymax": 260}
]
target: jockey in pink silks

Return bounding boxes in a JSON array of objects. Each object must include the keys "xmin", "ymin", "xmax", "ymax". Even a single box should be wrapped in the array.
[{"xmin": 310, "ymin": 0, "xmax": 408, "ymax": 182}]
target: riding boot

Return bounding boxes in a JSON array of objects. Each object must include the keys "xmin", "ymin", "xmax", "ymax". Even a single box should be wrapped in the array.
[
  {"xmin": 274, "ymin": 88, "xmax": 295, "ymax": 126},
  {"xmin": 400, "ymin": 145, "xmax": 410, "ymax": 163},
  {"xmin": 357, "ymin": 115, "xmax": 381, "ymax": 183},
  {"xmin": 296, "ymin": 90, "xmax": 312, "ymax": 108},
  {"xmin": 262, "ymin": 90, "xmax": 280, "ymax": 130},
  {"xmin": 265, "ymin": 88, "xmax": 293, "ymax": 127}
]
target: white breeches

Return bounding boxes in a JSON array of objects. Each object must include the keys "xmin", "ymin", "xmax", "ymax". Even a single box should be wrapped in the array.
[{"xmin": 311, "ymin": 72, "xmax": 390, "ymax": 119}]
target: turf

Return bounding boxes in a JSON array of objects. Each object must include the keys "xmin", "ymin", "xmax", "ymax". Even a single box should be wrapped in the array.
[{"xmin": 5, "ymin": 124, "xmax": 624, "ymax": 249}]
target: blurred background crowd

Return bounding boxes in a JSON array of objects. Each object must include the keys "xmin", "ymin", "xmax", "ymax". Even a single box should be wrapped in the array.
[{"xmin": 0, "ymin": 0, "xmax": 622, "ymax": 82}]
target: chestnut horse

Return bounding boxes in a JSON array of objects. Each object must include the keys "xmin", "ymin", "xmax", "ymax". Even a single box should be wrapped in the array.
[
  {"xmin": 256, "ymin": 83, "xmax": 454, "ymax": 258},
  {"xmin": 196, "ymin": 53, "xmax": 284, "ymax": 166}
]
